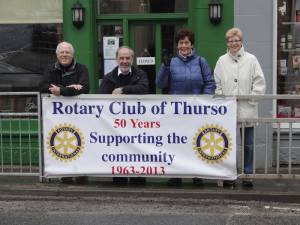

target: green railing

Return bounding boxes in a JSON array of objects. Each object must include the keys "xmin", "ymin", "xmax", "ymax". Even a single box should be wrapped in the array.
[{"xmin": 0, "ymin": 92, "xmax": 41, "ymax": 176}]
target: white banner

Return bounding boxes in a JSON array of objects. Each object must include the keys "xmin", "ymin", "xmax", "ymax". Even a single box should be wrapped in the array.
[{"xmin": 42, "ymin": 95, "xmax": 237, "ymax": 180}]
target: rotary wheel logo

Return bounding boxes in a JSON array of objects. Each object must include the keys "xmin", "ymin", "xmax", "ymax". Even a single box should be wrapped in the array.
[
  {"xmin": 47, "ymin": 124, "xmax": 84, "ymax": 162},
  {"xmin": 193, "ymin": 124, "xmax": 232, "ymax": 164}
]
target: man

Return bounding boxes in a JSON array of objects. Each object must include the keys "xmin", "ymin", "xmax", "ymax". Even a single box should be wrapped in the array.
[
  {"xmin": 99, "ymin": 46, "xmax": 149, "ymax": 95},
  {"xmin": 40, "ymin": 41, "xmax": 89, "ymax": 96},
  {"xmin": 99, "ymin": 46, "xmax": 149, "ymax": 185},
  {"xmin": 40, "ymin": 41, "xmax": 90, "ymax": 183}
]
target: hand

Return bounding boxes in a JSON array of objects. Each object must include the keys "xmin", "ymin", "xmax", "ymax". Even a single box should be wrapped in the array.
[
  {"xmin": 67, "ymin": 84, "xmax": 83, "ymax": 90},
  {"xmin": 162, "ymin": 56, "xmax": 171, "ymax": 66},
  {"xmin": 162, "ymin": 49, "xmax": 171, "ymax": 66},
  {"xmin": 49, "ymin": 84, "xmax": 61, "ymax": 96},
  {"xmin": 112, "ymin": 88, "xmax": 123, "ymax": 94}
]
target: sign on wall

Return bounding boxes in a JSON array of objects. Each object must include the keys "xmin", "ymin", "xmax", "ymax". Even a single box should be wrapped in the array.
[
  {"xmin": 103, "ymin": 36, "xmax": 119, "ymax": 59},
  {"xmin": 136, "ymin": 57, "xmax": 155, "ymax": 65},
  {"xmin": 42, "ymin": 95, "xmax": 237, "ymax": 180}
]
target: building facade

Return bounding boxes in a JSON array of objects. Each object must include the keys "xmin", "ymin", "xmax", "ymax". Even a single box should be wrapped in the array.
[{"xmin": 0, "ymin": 0, "xmax": 299, "ymax": 167}]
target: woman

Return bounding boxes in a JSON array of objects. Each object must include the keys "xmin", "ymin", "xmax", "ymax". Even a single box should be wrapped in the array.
[
  {"xmin": 156, "ymin": 28, "xmax": 215, "ymax": 186},
  {"xmin": 156, "ymin": 29, "xmax": 215, "ymax": 95},
  {"xmin": 214, "ymin": 28, "xmax": 266, "ymax": 187}
]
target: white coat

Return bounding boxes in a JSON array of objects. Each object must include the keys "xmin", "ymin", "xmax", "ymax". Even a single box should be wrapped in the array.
[{"xmin": 214, "ymin": 46, "xmax": 266, "ymax": 120}]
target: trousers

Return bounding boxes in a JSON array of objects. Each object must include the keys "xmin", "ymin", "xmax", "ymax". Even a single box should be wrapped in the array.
[{"xmin": 240, "ymin": 127, "xmax": 254, "ymax": 174}]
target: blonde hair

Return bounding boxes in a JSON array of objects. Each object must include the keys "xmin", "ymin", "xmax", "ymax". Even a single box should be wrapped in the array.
[{"xmin": 225, "ymin": 28, "xmax": 243, "ymax": 42}]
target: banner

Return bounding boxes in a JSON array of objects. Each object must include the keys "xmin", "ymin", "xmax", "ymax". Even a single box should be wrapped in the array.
[{"xmin": 42, "ymin": 95, "xmax": 237, "ymax": 179}]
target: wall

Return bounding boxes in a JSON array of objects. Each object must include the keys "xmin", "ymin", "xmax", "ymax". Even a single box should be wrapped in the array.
[
  {"xmin": 63, "ymin": 0, "xmax": 97, "ymax": 94},
  {"xmin": 63, "ymin": 0, "xmax": 234, "ymax": 93},
  {"xmin": 234, "ymin": 0, "xmax": 274, "ymax": 169},
  {"xmin": 189, "ymin": 0, "xmax": 234, "ymax": 69}
]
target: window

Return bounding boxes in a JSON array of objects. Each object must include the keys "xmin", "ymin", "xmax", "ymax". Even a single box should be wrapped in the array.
[
  {"xmin": 97, "ymin": 24, "xmax": 123, "ymax": 79},
  {"xmin": 97, "ymin": 0, "xmax": 188, "ymax": 14},
  {"xmin": 0, "ymin": 0, "xmax": 63, "ymax": 92},
  {"xmin": 0, "ymin": 0, "xmax": 63, "ymax": 113},
  {"xmin": 0, "ymin": 24, "xmax": 63, "ymax": 92},
  {"xmin": 277, "ymin": 0, "xmax": 300, "ymax": 118}
]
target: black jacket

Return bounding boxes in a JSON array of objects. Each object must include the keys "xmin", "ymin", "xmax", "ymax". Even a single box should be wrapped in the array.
[
  {"xmin": 40, "ymin": 60, "xmax": 90, "ymax": 96},
  {"xmin": 99, "ymin": 66, "xmax": 149, "ymax": 94}
]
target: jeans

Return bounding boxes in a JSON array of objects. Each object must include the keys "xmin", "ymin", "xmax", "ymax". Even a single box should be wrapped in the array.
[{"xmin": 240, "ymin": 127, "xmax": 254, "ymax": 174}]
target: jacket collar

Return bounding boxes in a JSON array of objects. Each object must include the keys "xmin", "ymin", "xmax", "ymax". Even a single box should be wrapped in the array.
[
  {"xmin": 227, "ymin": 46, "xmax": 245, "ymax": 62},
  {"xmin": 118, "ymin": 67, "xmax": 132, "ymax": 76},
  {"xmin": 54, "ymin": 59, "xmax": 77, "ymax": 77},
  {"xmin": 109, "ymin": 66, "xmax": 139, "ymax": 82},
  {"xmin": 176, "ymin": 48, "xmax": 196, "ymax": 62}
]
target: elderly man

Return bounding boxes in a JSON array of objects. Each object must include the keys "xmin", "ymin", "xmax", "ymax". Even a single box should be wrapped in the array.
[
  {"xmin": 40, "ymin": 41, "xmax": 89, "ymax": 96},
  {"xmin": 99, "ymin": 46, "xmax": 149, "ymax": 95},
  {"xmin": 40, "ymin": 42, "xmax": 90, "ymax": 184},
  {"xmin": 99, "ymin": 46, "xmax": 149, "ymax": 185}
]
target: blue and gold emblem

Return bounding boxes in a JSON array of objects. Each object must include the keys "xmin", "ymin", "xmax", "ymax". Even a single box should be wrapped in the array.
[
  {"xmin": 193, "ymin": 124, "xmax": 232, "ymax": 163},
  {"xmin": 47, "ymin": 124, "xmax": 84, "ymax": 162}
]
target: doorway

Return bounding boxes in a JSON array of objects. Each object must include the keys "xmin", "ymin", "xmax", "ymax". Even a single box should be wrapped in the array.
[
  {"xmin": 130, "ymin": 22, "xmax": 184, "ymax": 93},
  {"xmin": 97, "ymin": 21, "xmax": 186, "ymax": 93}
]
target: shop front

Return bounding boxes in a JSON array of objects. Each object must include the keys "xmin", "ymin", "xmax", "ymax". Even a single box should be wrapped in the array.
[
  {"xmin": 275, "ymin": 0, "xmax": 300, "ymax": 164},
  {"xmin": 2, "ymin": 0, "xmax": 300, "ymax": 175},
  {"xmin": 97, "ymin": 19, "xmax": 187, "ymax": 93},
  {"xmin": 276, "ymin": 0, "xmax": 300, "ymax": 119},
  {"xmin": 63, "ymin": 0, "xmax": 233, "ymax": 93}
]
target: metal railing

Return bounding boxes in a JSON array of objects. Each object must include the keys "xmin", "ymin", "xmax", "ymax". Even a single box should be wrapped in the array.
[
  {"xmin": 232, "ymin": 95, "xmax": 300, "ymax": 179},
  {"xmin": 0, "ymin": 92, "xmax": 41, "ymax": 177},
  {"xmin": 1, "ymin": 93, "xmax": 300, "ymax": 180}
]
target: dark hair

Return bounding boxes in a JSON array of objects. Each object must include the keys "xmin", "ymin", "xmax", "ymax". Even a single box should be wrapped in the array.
[{"xmin": 175, "ymin": 28, "xmax": 195, "ymax": 45}]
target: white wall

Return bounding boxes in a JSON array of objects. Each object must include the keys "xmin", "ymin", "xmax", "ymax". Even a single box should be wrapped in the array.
[{"xmin": 234, "ymin": 0, "xmax": 274, "ymax": 170}]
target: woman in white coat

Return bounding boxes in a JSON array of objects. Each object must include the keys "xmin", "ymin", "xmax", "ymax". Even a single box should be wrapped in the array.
[{"xmin": 214, "ymin": 28, "xmax": 266, "ymax": 187}]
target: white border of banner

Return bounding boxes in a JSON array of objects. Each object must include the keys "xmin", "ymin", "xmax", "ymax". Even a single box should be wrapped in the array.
[{"xmin": 42, "ymin": 95, "xmax": 237, "ymax": 180}]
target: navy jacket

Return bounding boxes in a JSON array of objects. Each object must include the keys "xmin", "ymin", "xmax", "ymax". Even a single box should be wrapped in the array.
[
  {"xmin": 99, "ymin": 66, "xmax": 149, "ymax": 94},
  {"xmin": 40, "ymin": 60, "xmax": 89, "ymax": 96}
]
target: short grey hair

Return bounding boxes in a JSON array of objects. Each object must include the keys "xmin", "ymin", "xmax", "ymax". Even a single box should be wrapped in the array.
[
  {"xmin": 56, "ymin": 41, "xmax": 75, "ymax": 56},
  {"xmin": 116, "ymin": 46, "xmax": 134, "ymax": 58}
]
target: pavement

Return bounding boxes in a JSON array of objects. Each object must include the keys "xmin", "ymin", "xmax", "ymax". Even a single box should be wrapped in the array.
[{"xmin": 0, "ymin": 176, "xmax": 300, "ymax": 203}]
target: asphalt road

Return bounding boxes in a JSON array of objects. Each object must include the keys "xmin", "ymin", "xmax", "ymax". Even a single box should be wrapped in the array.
[{"xmin": 0, "ymin": 194, "xmax": 300, "ymax": 225}]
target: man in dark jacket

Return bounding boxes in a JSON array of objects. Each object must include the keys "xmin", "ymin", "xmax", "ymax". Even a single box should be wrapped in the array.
[
  {"xmin": 40, "ymin": 41, "xmax": 89, "ymax": 96},
  {"xmin": 40, "ymin": 41, "xmax": 90, "ymax": 184},
  {"xmin": 99, "ymin": 46, "xmax": 149, "ymax": 185},
  {"xmin": 99, "ymin": 46, "xmax": 148, "ymax": 95}
]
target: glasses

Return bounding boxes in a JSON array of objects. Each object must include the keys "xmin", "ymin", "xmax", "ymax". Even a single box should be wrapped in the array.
[{"xmin": 227, "ymin": 39, "xmax": 241, "ymax": 44}]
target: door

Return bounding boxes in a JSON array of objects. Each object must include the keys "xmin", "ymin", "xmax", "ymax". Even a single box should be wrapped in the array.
[
  {"xmin": 129, "ymin": 22, "xmax": 185, "ymax": 93},
  {"xmin": 97, "ymin": 22, "xmax": 124, "ymax": 81},
  {"xmin": 97, "ymin": 21, "xmax": 186, "ymax": 93}
]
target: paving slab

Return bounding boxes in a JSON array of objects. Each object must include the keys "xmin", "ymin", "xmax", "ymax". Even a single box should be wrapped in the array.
[{"xmin": 0, "ymin": 176, "xmax": 300, "ymax": 203}]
